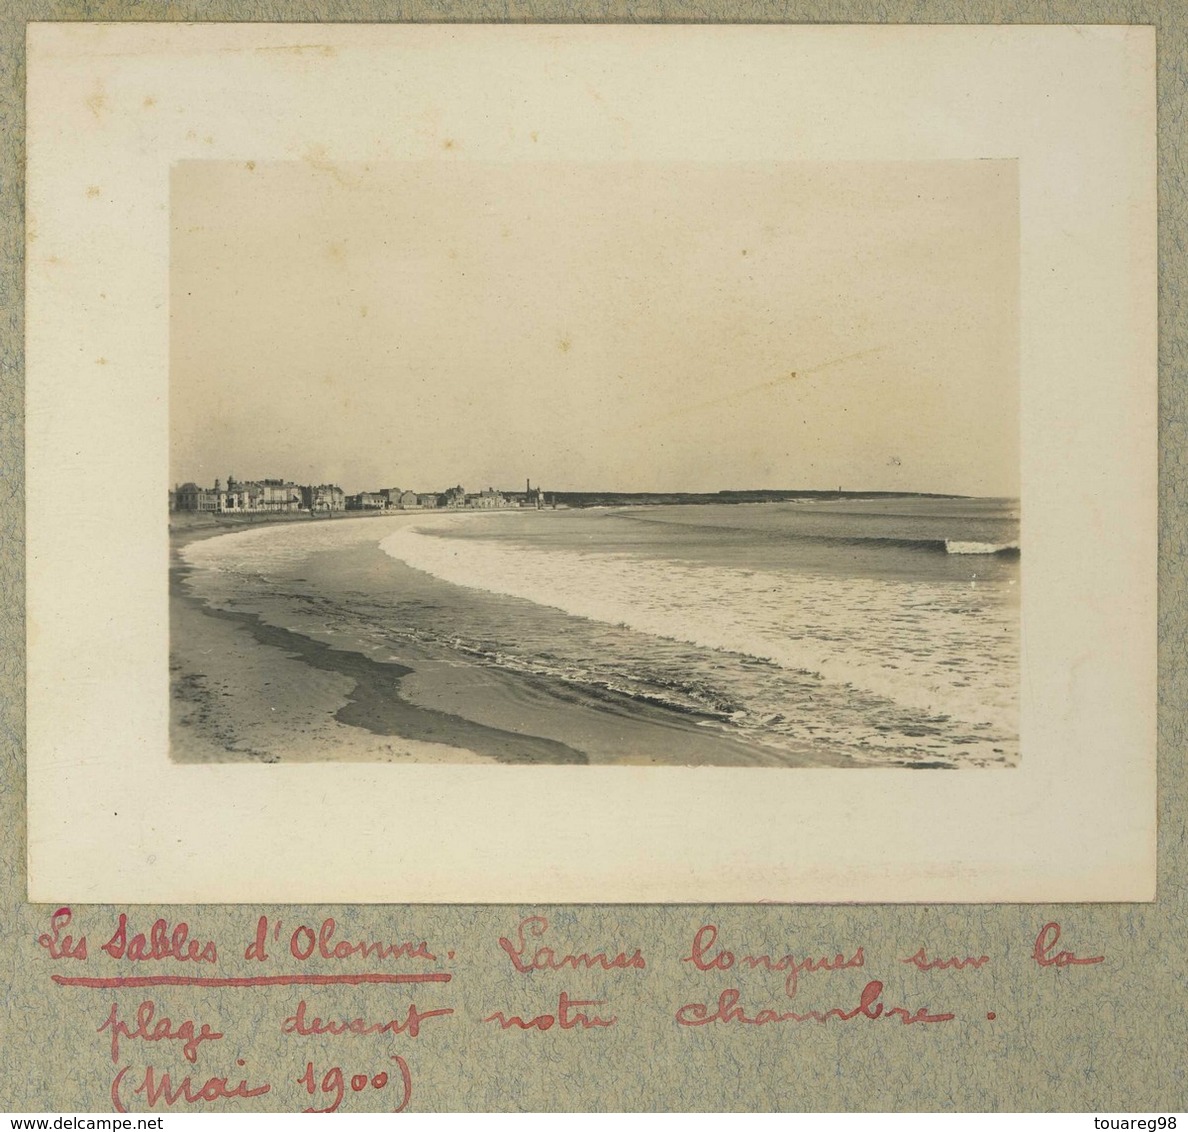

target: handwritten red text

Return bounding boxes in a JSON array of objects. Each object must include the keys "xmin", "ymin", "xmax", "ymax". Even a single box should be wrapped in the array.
[
  {"xmin": 298, "ymin": 1057, "xmax": 411, "ymax": 1113},
  {"xmin": 98, "ymin": 1000, "xmax": 224, "ymax": 1064},
  {"xmin": 38, "ymin": 907, "xmax": 87, "ymax": 961},
  {"xmin": 676, "ymin": 981, "xmax": 955, "ymax": 1027},
  {"xmin": 499, "ymin": 915, "xmax": 645, "ymax": 974},
  {"xmin": 282, "ymin": 998, "xmax": 452, "ymax": 1039},
  {"xmin": 1032, "ymin": 922, "xmax": 1105, "ymax": 968},
  {"xmin": 683, "ymin": 923, "xmax": 864, "ymax": 999},
  {"xmin": 111, "ymin": 1065, "xmax": 270, "ymax": 1112},
  {"xmin": 101, "ymin": 915, "xmax": 217, "ymax": 964},
  {"xmin": 483, "ymin": 991, "xmax": 617, "ymax": 1031},
  {"xmin": 280, "ymin": 917, "xmax": 435, "ymax": 963},
  {"xmin": 901, "ymin": 948, "xmax": 990, "ymax": 971}
]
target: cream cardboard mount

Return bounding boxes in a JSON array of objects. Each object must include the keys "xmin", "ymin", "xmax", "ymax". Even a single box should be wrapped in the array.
[{"xmin": 25, "ymin": 23, "xmax": 1156, "ymax": 903}]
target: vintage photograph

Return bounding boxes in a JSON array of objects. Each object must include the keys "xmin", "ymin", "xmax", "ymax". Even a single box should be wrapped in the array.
[
  {"xmin": 169, "ymin": 158, "xmax": 1020, "ymax": 769},
  {"xmin": 27, "ymin": 22, "xmax": 1151, "ymax": 902}
]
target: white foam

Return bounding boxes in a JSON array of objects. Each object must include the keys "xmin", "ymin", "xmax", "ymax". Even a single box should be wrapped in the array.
[
  {"xmin": 182, "ymin": 515, "xmax": 407, "ymax": 574},
  {"xmin": 379, "ymin": 515, "xmax": 1017, "ymax": 734},
  {"xmin": 946, "ymin": 540, "xmax": 1020, "ymax": 555}
]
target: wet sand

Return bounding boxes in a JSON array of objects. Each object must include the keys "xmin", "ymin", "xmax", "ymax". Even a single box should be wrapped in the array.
[
  {"xmin": 170, "ymin": 517, "xmax": 828, "ymax": 766},
  {"xmin": 171, "ymin": 530, "xmax": 582, "ymax": 764}
]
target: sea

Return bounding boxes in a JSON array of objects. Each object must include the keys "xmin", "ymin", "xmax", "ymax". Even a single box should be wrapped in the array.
[{"xmin": 180, "ymin": 497, "xmax": 1020, "ymax": 769}]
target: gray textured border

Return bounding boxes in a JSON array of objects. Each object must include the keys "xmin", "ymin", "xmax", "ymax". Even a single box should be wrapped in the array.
[{"xmin": 2, "ymin": 4, "xmax": 1184, "ymax": 1112}]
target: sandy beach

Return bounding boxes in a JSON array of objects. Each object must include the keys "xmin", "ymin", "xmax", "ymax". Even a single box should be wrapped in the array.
[
  {"xmin": 170, "ymin": 513, "xmax": 826, "ymax": 766},
  {"xmin": 170, "ymin": 515, "xmax": 471, "ymax": 763}
]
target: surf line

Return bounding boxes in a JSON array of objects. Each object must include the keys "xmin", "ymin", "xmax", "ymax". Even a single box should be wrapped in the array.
[{"xmin": 52, "ymin": 973, "xmax": 451, "ymax": 989}]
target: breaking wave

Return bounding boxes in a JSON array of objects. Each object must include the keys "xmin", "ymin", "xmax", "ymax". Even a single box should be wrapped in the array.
[
  {"xmin": 945, "ymin": 540, "xmax": 1020, "ymax": 556},
  {"xmin": 378, "ymin": 513, "xmax": 1019, "ymax": 747}
]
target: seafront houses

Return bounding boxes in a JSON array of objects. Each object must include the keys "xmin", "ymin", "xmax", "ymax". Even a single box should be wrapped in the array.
[
  {"xmin": 175, "ymin": 482, "xmax": 220, "ymax": 512},
  {"xmin": 172, "ymin": 477, "xmax": 344, "ymax": 514},
  {"xmin": 171, "ymin": 475, "xmax": 544, "ymax": 515},
  {"xmin": 170, "ymin": 476, "xmax": 306, "ymax": 514},
  {"xmin": 377, "ymin": 488, "xmax": 424, "ymax": 509},
  {"xmin": 466, "ymin": 487, "xmax": 507, "ymax": 509},
  {"xmin": 302, "ymin": 484, "xmax": 346, "ymax": 513},
  {"xmin": 510, "ymin": 480, "xmax": 547, "ymax": 509},
  {"xmin": 381, "ymin": 489, "xmax": 440, "ymax": 509},
  {"xmin": 219, "ymin": 477, "xmax": 257, "ymax": 512},
  {"xmin": 498, "ymin": 480, "xmax": 546, "ymax": 509},
  {"xmin": 345, "ymin": 491, "xmax": 385, "ymax": 511},
  {"xmin": 263, "ymin": 479, "xmax": 304, "ymax": 511},
  {"xmin": 231, "ymin": 477, "xmax": 304, "ymax": 513}
]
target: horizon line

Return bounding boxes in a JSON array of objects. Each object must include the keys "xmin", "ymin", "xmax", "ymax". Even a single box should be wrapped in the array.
[{"xmin": 170, "ymin": 481, "xmax": 1015, "ymax": 500}]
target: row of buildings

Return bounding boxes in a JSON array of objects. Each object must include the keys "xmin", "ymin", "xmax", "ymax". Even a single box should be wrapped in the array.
[{"xmin": 170, "ymin": 476, "xmax": 548, "ymax": 515}]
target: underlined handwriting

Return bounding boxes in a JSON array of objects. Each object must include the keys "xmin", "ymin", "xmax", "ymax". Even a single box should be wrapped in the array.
[{"xmin": 37, "ymin": 906, "xmax": 1107, "ymax": 1111}]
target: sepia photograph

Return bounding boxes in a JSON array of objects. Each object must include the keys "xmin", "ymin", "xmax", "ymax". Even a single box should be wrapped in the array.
[
  {"xmin": 169, "ymin": 159, "xmax": 1020, "ymax": 770},
  {"xmin": 26, "ymin": 22, "xmax": 1152, "ymax": 902}
]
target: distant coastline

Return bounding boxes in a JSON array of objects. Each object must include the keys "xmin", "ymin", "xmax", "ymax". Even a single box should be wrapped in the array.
[
  {"xmin": 169, "ymin": 488, "xmax": 977, "ymax": 535},
  {"xmin": 546, "ymin": 488, "xmax": 972, "ymax": 508}
]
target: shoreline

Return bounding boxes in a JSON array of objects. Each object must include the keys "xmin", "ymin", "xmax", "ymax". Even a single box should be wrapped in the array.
[
  {"xmin": 170, "ymin": 516, "xmax": 838, "ymax": 767},
  {"xmin": 171, "ymin": 557, "xmax": 588, "ymax": 765},
  {"xmin": 170, "ymin": 508, "xmax": 390, "ymax": 541},
  {"xmin": 169, "ymin": 516, "xmax": 591, "ymax": 764}
]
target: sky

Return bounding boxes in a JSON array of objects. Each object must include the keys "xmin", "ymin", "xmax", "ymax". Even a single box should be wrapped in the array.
[{"xmin": 171, "ymin": 159, "xmax": 1018, "ymax": 497}]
